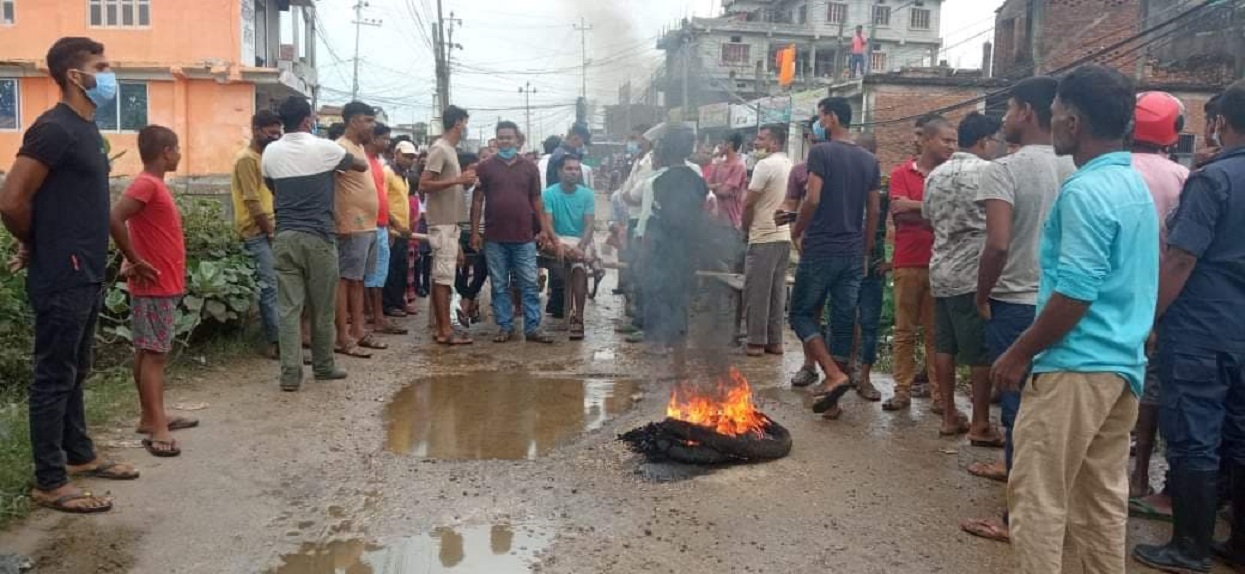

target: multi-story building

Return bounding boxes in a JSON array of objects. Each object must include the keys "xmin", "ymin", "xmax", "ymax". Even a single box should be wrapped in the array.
[
  {"xmin": 658, "ymin": 0, "xmax": 944, "ymax": 108},
  {"xmin": 0, "ymin": 0, "xmax": 319, "ymax": 179}
]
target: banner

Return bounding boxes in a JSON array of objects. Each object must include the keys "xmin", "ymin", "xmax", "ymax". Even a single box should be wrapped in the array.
[
  {"xmin": 791, "ymin": 88, "xmax": 825, "ymax": 120},
  {"xmin": 758, "ymin": 96, "xmax": 792, "ymax": 124},
  {"xmin": 698, "ymin": 102, "xmax": 729, "ymax": 129},
  {"xmin": 729, "ymin": 103, "xmax": 758, "ymax": 129}
]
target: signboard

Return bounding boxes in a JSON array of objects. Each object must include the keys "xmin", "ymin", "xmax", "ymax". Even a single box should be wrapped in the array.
[
  {"xmin": 729, "ymin": 103, "xmax": 758, "ymax": 129},
  {"xmin": 791, "ymin": 89, "xmax": 825, "ymax": 120},
  {"xmin": 698, "ymin": 102, "xmax": 729, "ymax": 129},
  {"xmin": 758, "ymin": 96, "xmax": 792, "ymax": 124}
]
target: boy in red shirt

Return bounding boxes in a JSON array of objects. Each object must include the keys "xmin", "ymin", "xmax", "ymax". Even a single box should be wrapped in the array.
[{"xmin": 109, "ymin": 125, "xmax": 193, "ymax": 458}]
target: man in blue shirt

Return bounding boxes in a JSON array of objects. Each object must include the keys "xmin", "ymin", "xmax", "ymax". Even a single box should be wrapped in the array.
[
  {"xmin": 1133, "ymin": 80, "xmax": 1245, "ymax": 573},
  {"xmin": 543, "ymin": 156, "xmax": 596, "ymax": 340},
  {"xmin": 993, "ymin": 65, "xmax": 1158, "ymax": 573}
]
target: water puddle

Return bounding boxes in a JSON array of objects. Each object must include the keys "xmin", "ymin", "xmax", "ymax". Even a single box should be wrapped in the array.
[
  {"xmin": 385, "ymin": 375, "xmax": 640, "ymax": 460},
  {"xmin": 272, "ymin": 523, "xmax": 552, "ymax": 573}
]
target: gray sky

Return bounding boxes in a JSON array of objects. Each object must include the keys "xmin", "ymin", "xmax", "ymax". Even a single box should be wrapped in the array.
[{"xmin": 314, "ymin": 0, "xmax": 1004, "ymax": 142}]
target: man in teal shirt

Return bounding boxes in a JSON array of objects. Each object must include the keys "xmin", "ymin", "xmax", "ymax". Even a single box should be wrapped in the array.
[
  {"xmin": 993, "ymin": 65, "xmax": 1158, "ymax": 573},
  {"xmin": 544, "ymin": 156, "xmax": 596, "ymax": 340}
]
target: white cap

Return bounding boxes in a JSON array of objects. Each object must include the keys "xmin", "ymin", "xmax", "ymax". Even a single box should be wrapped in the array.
[{"xmin": 395, "ymin": 141, "xmax": 418, "ymax": 155}]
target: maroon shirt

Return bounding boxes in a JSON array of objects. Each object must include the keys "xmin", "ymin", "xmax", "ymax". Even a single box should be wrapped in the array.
[
  {"xmin": 785, "ymin": 162, "xmax": 810, "ymax": 202},
  {"xmin": 475, "ymin": 155, "xmax": 542, "ymax": 243}
]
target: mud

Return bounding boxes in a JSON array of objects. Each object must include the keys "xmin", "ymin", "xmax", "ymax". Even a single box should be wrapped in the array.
[
  {"xmin": 385, "ymin": 375, "xmax": 639, "ymax": 460},
  {"xmin": 0, "ymin": 272, "xmax": 1221, "ymax": 573}
]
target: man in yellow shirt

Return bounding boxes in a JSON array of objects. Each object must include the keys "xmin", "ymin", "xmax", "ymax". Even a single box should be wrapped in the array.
[
  {"xmin": 230, "ymin": 110, "xmax": 283, "ymax": 359},
  {"xmin": 383, "ymin": 140, "xmax": 417, "ymax": 316}
]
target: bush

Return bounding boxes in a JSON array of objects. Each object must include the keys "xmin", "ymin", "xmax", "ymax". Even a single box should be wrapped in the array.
[{"xmin": 0, "ymin": 232, "xmax": 32, "ymax": 392}]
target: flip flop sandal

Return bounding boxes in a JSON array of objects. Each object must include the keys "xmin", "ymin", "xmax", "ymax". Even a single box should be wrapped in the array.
[
  {"xmin": 142, "ymin": 438, "xmax": 181, "ymax": 458},
  {"xmin": 570, "ymin": 324, "xmax": 585, "ymax": 341},
  {"xmin": 525, "ymin": 332, "xmax": 556, "ymax": 344},
  {"xmin": 882, "ymin": 395, "xmax": 912, "ymax": 411},
  {"xmin": 357, "ymin": 335, "xmax": 389, "ymax": 350},
  {"xmin": 375, "ymin": 325, "xmax": 410, "ymax": 335},
  {"xmin": 436, "ymin": 334, "xmax": 474, "ymax": 346},
  {"xmin": 334, "ymin": 345, "xmax": 373, "ymax": 359},
  {"xmin": 35, "ymin": 491, "xmax": 112, "ymax": 514},
  {"xmin": 493, "ymin": 330, "xmax": 516, "ymax": 343},
  {"xmin": 967, "ymin": 462, "xmax": 1008, "ymax": 483},
  {"xmin": 969, "ymin": 432, "xmax": 1006, "ymax": 448},
  {"xmin": 135, "ymin": 416, "xmax": 199, "ymax": 434},
  {"xmin": 856, "ymin": 382, "xmax": 882, "ymax": 401},
  {"xmin": 70, "ymin": 459, "xmax": 139, "ymax": 480},
  {"xmin": 1129, "ymin": 497, "xmax": 1173, "ymax": 522},
  {"xmin": 456, "ymin": 308, "xmax": 471, "ymax": 327},
  {"xmin": 811, "ymin": 384, "xmax": 852, "ymax": 414},
  {"xmin": 960, "ymin": 518, "xmax": 1010, "ymax": 543},
  {"xmin": 939, "ymin": 421, "xmax": 971, "ymax": 436}
]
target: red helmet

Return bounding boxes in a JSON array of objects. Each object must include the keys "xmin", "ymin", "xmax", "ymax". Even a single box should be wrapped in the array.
[{"xmin": 1134, "ymin": 92, "xmax": 1185, "ymax": 148}]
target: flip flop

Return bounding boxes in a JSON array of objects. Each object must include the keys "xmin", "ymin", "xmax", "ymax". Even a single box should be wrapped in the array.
[
  {"xmin": 34, "ymin": 491, "xmax": 112, "ymax": 514},
  {"xmin": 142, "ymin": 438, "xmax": 181, "ymax": 458},
  {"xmin": 70, "ymin": 459, "xmax": 139, "ymax": 480},
  {"xmin": 967, "ymin": 461, "xmax": 1008, "ymax": 483},
  {"xmin": 456, "ymin": 308, "xmax": 471, "ymax": 327},
  {"xmin": 969, "ymin": 432, "xmax": 1006, "ymax": 448},
  {"xmin": 1129, "ymin": 496, "xmax": 1173, "ymax": 522},
  {"xmin": 811, "ymin": 383, "xmax": 852, "ymax": 414},
  {"xmin": 374, "ymin": 325, "xmax": 409, "ymax": 335},
  {"xmin": 960, "ymin": 518, "xmax": 1010, "ymax": 543},
  {"xmin": 436, "ymin": 333, "xmax": 474, "ymax": 346},
  {"xmin": 335, "ymin": 345, "xmax": 373, "ymax": 359},
  {"xmin": 357, "ymin": 334, "xmax": 388, "ymax": 350},
  {"xmin": 135, "ymin": 416, "xmax": 199, "ymax": 434}
]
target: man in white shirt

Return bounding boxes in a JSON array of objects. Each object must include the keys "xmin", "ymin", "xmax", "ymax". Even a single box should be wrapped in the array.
[{"xmin": 742, "ymin": 124, "xmax": 793, "ymax": 356}]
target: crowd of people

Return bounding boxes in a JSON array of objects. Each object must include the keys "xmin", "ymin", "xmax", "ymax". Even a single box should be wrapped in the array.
[{"xmin": 4, "ymin": 34, "xmax": 1245, "ymax": 574}]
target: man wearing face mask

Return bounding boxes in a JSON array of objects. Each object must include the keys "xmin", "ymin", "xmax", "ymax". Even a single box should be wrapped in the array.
[
  {"xmin": 1, "ymin": 37, "xmax": 148, "ymax": 513},
  {"xmin": 231, "ymin": 110, "xmax": 284, "ymax": 360}
]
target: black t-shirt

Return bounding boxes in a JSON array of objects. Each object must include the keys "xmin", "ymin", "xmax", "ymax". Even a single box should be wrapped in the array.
[
  {"xmin": 802, "ymin": 139, "xmax": 881, "ymax": 259},
  {"xmin": 18, "ymin": 103, "xmax": 112, "ymax": 297}
]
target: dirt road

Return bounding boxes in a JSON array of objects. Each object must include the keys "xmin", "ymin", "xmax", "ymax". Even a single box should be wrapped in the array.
[{"xmin": 0, "ymin": 280, "xmax": 1209, "ymax": 573}]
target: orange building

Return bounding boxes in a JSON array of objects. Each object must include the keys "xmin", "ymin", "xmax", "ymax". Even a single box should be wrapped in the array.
[{"xmin": 0, "ymin": 0, "xmax": 319, "ymax": 178}]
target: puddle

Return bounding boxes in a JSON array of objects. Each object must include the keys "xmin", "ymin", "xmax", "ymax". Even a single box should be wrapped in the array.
[
  {"xmin": 385, "ymin": 375, "xmax": 640, "ymax": 460},
  {"xmin": 272, "ymin": 524, "xmax": 552, "ymax": 574}
]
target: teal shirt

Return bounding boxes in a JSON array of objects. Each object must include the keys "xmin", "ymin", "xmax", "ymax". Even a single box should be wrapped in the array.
[
  {"xmin": 543, "ymin": 183, "xmax": 595, "ymax": 238},
  {"xmin": 1032, "ymin": 152, "xmax": 1158, "ymax": 396}
]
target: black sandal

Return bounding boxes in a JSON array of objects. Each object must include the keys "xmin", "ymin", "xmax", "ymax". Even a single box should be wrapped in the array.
[
  {"xmin": 811, "ymin": 384, "xmax": 852, "ymax": 414},
  {"xmin": 142, "ymin": 438, "xmax": 181, "ymax": 458},
  {"xmin": 69, "ymin": 459, "xmax": 140, "ymax": 480}
]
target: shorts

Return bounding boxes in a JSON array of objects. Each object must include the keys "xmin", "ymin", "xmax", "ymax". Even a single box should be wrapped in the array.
[
  {"xmin": 364, "ymin": 226, "xmax": 391, "ymax": 288},
  {"xmin": 427, "ymin": 224, "xmax": 460, "ymax": 287},
  {"xmin": 554, "ymin": 237, "xmax": 600, "ymax": 272},
  {"xmin": 1140, "ymin": 350, "xmax": 1161, "ymax": 406},
  {"xmin": 132, "ymin": 295, "xmax": 180, "ymax": 353},
  {"xmin": 934, "ymin": 293, "xmax": 989, "ymax": 367},
  {"xmin": 338, "ymin": 231, "xmax": 378, "ymax": 281}
]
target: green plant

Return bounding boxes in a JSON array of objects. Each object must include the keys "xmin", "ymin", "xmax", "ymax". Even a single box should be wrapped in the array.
[{"xmin": 0, "ymin": 233, "xmax": 32, "ymax": 393}]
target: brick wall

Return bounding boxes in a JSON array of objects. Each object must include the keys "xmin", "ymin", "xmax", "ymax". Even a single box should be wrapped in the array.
[
  {"xmin": 866, "ymin": 83, "xmax": 988, "ymax": 172},
  {"xmin": 1040, "ymin": 0, "xmax": 1143, "ymax": 75}
]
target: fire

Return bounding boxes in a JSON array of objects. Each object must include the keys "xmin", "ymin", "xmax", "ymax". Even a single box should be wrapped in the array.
[{"xmin": 666, "ymin": 367, "xmax": 768, "ymax": 438}]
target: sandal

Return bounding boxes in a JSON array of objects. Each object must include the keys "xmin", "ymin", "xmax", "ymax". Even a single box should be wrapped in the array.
[
  {"xmin": 811, "ymin": 383, "xmax": 852, "ymax": 414},
  {"xmin": 882, "ymin": 394, "xmax": 912, "ymax": 411},
  {"xmin": 335, "ymin": 344, "xmax": 373, "ymax": 359},
  {"xmin": 456, "ymin": 307, "xmax": 471, "ymax": 327},
  {"xmin": 493, "ymin": 329, "xmax": 516, "ymax": 343},
  {"xmin": 33, "ymin": 490, "xmax": 112, "ymax": 514},
  {"xmin": 1129, "ymin": 495, "xmax": 1173, "ymax": 522},
  {"xmin": 939, "ymin": 415, "xmax": 971, "ymax": 437},
  {"xmin": 967, "ymin": 461, "xmax": 1008, "ymax": 483},
  {"xmin": 135, "ymin": 416, "xmax": 199, "ymax": 434},
  {"xmin": 357, "ymin": 334, "xmax": 389, "ymax": 350},
  {"xmin": 856, "ymin": 379, "xmax": 882, "ymax": 402},
  {"xmin": 436, "ymin": 332, "xmax": 474, "ymax": 346},
  {"xmin": 960, "ymin": 517, "xmax": 1010, "ymax": 543},
  {"xmin": 969, "ymin": 430, "xmax": 1006, "ymax": 448},
  {"xmin": 69, "ymin": 459, "xmax": 139, "ymax": 481},
  {"xmin": 142, "ymin": 437, "xmax": 181, "ymax": 458},
  {"xmin": 745, "ymin": 345, "xmax": 765, "ymax": 357},
  {"xmin": 525, "ymin": 331, "xmax": 556, "ymax": 344},
  {"xmin": 569, "ymin": 321, "xmax": 585, "ymax": 341}
]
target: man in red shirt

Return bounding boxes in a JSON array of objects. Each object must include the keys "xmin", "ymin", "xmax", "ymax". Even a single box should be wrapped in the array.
[
  {"xmin": 109, "ymin": 125, "xmax": 194, "ymax": 458},
  {"xmin": 708, "ymin": 132, "xmax": 748, "ymax": 230},
  {"xmin": 885, "ymin": 115, "xmax": 957, "ymax": 412},
  {"xmin": 850, "ymin": 26, "xmax": 867, "ymax": 78},
  {"xmin": 363, "ymin": 123, "xmax": 406, "ymax": 337}
]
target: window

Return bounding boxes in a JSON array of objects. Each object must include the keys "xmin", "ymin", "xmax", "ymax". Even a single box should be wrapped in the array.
[
  {"xmin": 94, "ymin": 82, "xmax": 147, "ymax": 132},
  {"xmin": 89, "ymin": 0, "xmax": 150, "ymax": 28},
  {"xmin": 722, "ymin": 43, "xmax": 751, "ymax": 65},
  {"xmin": 2, "ymin": 0, "xmax": 13, "ymax": 25},
  {"xmin": 870, "ymin": 51, "xmax": 888, "ymax": 73},
  {"xmin": 910, "ymin": 8, "xmax": 931, "ymax": 30},
  {"xmin": 828, "ymin": 3, "xmax": 847, "ymax": 24},
  {"xmin": 797, "ymin": 5, "xmax": 807, "ymax": 25},
  {"xmin": 872, "ymin": 5, "xmax": 891, "ymax": 26},
  {"xmin": 0, "ymin": 79, "xmax": 17, "ymax": 130}
]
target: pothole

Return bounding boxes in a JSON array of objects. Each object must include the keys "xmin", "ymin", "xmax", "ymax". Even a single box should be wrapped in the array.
[
  {"xmin": 385, "ymin": 375, "xmax": 641, "ymax": 460},
  {"xmin": 271, "ymin": 523, "xmax": 553, "ymax": 573}
]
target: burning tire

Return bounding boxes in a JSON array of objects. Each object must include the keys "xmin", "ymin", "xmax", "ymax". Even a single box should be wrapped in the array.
[{"xmin": 620, "ymin": 415, "xmax": 792, "ymax": 465}]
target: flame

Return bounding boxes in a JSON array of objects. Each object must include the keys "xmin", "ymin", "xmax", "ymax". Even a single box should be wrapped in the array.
[{"xmin": 666, "ymin": 367, "xmax": 768, "ymax": 438}]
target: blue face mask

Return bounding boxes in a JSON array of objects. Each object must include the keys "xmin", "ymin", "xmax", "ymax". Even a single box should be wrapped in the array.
[
  {"xmin": 79, "ymin": 70, "xmax": 118, "ymax": 109},
  {"xmin": 497, "ymin": 146, "xmax": 517, "ymax": 160},
  {"xmin": 812, "ymin": 121, "xmax": 827, "ymax": 142},
  {"xmin": 626, "ymin": 141, "xmax": 639, "ymax": 154}
]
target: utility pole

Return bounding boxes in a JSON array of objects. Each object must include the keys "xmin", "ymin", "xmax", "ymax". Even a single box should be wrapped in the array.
[
  {"xmin": 519, "ymin": 82, "xmax": 537, "ymax": 147},
  {"xmin": 351, "ymin": 1, "xmax": 382, "ymax": 100},
  {"xmin": 446, "ymin": 11, "xmax": 462, "ymax": 103},
  {"xmin": 680, "ymin": 24, "xmax": 691, "ymax": 119},
  {"xmin": 573, "ymin": 18, "xmax": 592, "ymax": 99}
]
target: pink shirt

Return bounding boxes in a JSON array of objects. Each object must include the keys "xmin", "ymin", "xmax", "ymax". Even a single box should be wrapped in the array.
[
  {"xmin": 851, "ymin": 35, "xmax": 866, "ymax": 54},
  {"xmin": 1131, "ymin": 152, "xmax": 1189, "ymax": 258},
  {"xmin": 708, "ymin": 155, "xmax": 748, "ymax": 229}
]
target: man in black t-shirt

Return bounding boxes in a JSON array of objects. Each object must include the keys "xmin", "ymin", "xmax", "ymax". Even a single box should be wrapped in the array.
[{"xmin": 1, "ymin": 37, "xmax": 152, "ymax": 514}]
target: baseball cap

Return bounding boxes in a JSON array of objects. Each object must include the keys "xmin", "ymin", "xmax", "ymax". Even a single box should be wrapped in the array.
[{"xmin": 395, "ymin": 140, "xmax": 418, "ymax": 155}]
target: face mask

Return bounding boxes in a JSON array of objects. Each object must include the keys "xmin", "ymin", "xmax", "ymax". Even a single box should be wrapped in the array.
[
  {"xmin": 497, "ymin": 146, "xmax": 517, "ymax": 160},
  {"xmin": 76, "ymin": 70, "xmax": 118, "ymax": 109},
  {"xmin": 754, "ymin": 149, "xmax": 771, "ymax": 160},
  {"xmin": 626, "ymin": 141, "xmax": 639, "ymax": 154},
  {"xmin": 812, "ymin": 122, "xmax": 827, "ymax": 142}
]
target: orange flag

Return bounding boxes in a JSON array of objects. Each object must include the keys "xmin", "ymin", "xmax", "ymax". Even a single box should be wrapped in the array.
[{"xmin": 777, "ymin": 44, "xmax": 796, "ymax": 87}]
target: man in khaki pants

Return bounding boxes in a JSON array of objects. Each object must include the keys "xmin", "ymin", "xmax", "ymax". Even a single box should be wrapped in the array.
[{"xmin": 991, "ymin": 65, "xmax": 1158, "ymax": 573}]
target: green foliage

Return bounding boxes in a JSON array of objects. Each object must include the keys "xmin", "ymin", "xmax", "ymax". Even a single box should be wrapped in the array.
[{"xmin": 0, "ymin": 232, "xmax": 32, "ymax": 389}]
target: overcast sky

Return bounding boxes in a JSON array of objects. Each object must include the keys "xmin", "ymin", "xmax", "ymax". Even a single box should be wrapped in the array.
[{"xmin": 313, "ymin": 0, "xmax": 1004, "ymax": 142}]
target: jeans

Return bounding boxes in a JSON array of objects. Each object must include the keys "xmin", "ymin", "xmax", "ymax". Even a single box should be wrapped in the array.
[
  {"xmin": 744, "ymin": 242, "xmax": 790, "ymax": 347},
  {"xmin": 985, "ymin": 298, "xmax": 1036, "ymax": 471},
  {"xmin": 788, "ymin": 256, "xmax": 862, "ymax": 360},
  {"xmin": 856, "ymin": 274, "xmax": 885, "ymax": 365},
  {"xmin": 29, "ymin": 285, "xmax": 101, "ymax": 490},
  {"xmin": 383, "ymin": 236, "xmax": 409, "ymax": 312},
  {"xmin": 1159, "ymin": 345, "xmax": 1245, "ymax": 472},
  {"xmin": 243, "ymin": 236, "xmax": 279, "ymax": 344},
  {"xmin": 274, "ymin": 230, "xmax": 339, "ymax": 386},
  {"xmin": 456, "ymin": 243, "xmax": 488, "ymax": 300},
  {"xmin": 850, "ymin": 53, "xmax": 866, "ymax": 77},
  {"xmin": 485, "ymin": 241, "xmax": 541, "ymax": 335}
]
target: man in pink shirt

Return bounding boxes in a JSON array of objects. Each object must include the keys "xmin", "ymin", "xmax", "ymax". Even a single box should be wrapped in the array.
[
  {"xmin": 708, "ymin": 132, "xmax": 748, "ymax": 230},
  {"xmin": 850, "ymin": 26, "xmax": 867, "ymax": 78},
  {"xmin": 1128, "ymin": 91, "xmax": 1190, "ymax": 520}
]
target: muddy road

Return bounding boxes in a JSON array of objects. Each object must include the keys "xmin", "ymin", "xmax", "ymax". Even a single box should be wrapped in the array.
[{"xmin": 0, "ymin": 278, "xmax": 1212, "ymax": 573}]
